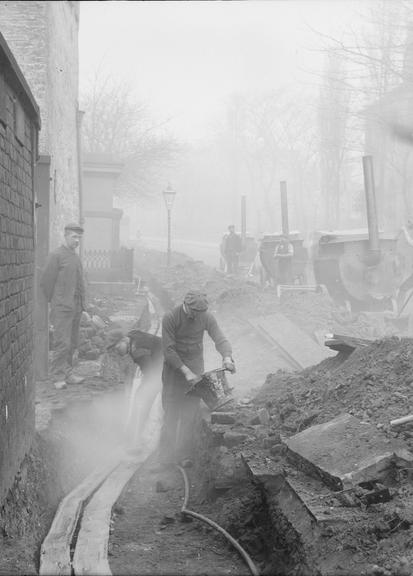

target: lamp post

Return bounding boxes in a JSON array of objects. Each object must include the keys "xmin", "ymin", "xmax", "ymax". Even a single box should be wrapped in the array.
[{"xmin": 163, "ymin": 183, "xmax": 176, "ymax": 266}]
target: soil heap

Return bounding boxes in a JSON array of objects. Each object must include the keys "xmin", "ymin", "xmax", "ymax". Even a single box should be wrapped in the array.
[{"xmin": 254, "ymin": 337, "xmax": 412, "ymax": 443}]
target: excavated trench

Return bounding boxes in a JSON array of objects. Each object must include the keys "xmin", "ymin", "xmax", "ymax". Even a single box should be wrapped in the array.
[
  {"xmin": 2, "ymin": 257, "xmax": 371, "ymax": 576},
  {"xmin": 134, "ymin": 272, "xmax": 317, "ymax": 576},
  {"xmin": 187, "ymin": 414, "xmax": 319, "ymax": 576}
]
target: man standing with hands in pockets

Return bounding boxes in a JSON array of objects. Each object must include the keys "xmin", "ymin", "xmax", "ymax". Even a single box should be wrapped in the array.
[{"xmin": 40, "ymin": 222, "xmax": 86, "ymax": 389}]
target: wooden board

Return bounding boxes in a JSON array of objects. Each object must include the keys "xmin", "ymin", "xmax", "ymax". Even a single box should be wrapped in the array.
[
  {"xmin": 72, "ymin": 458, "xmax": 144, "ymax": 576},
  {"xmin": 39, "ymin": 458, "xmax": 120, "ymax": 575},
  {"xmin": 325, "ymin": 334, "xmax": 373, "ymax": 353},
  {"xmin": 249, "ymin": 313, "xmax": 335, "ymax": 370}
]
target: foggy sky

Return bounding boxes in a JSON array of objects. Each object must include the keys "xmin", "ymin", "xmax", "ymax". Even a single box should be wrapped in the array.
[{"xmin": 79, "ymin": 0, "xmax": 365, "ymax": 142}]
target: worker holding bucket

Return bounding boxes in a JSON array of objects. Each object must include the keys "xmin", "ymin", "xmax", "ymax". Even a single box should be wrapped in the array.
[{"xmin": 158, "ymin": 290, "xmax": 235, "ymax": 469}]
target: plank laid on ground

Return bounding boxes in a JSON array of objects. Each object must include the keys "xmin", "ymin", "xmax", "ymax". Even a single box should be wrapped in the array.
[
  {"xmin": 39, "ymin": 457, "xmax": 121, "ymax": 576},
  {"xmin": 249, "ymin": 313, "xmax": 335, "ymax": 369},
  {"xmin": 72, "ymin": 457, "xmax": 144, "ymax": 576},
  {"xmin": 325, "ymin": 334, "xmax": 373, "ymax": 353},
  {"xmin": 246, "ymin": 318, "xmax": 302, "ymax": 370}
]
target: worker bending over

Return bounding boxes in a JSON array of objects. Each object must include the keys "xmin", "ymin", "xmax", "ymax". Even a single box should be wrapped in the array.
[{"xmin": 158, "ymin": 290, "xmax": 235, "ymax": 469}]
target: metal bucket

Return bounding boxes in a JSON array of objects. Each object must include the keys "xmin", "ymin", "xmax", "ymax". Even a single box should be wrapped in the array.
[{"xmin": 187, "ymin": 368, "xmax": 233, "ymax": 411}]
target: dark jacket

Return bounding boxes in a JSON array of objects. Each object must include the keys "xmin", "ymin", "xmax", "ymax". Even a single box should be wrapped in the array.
[
  {"xmin": 162, "ymin": 305, "xmax": 232, "ymax": 376},
  {"xmin": 128, "ymin": 329, "xmax": 163, "ymax": 375},
  {"xmin": 223, "ymin": 232, "xmax": 242, "ymax": 255},
  {"xmin": 40, "ymin": 245, "xmax": 85, "ymax": 311}
]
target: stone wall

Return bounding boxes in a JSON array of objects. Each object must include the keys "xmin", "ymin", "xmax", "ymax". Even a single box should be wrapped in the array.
[
  {"xmin": 0, "ymin": 0, "xmax": 81, "ymax": 248},
  {"xmin": 0, "ymin": 33, "xmax": 40, "ymax": 503}
]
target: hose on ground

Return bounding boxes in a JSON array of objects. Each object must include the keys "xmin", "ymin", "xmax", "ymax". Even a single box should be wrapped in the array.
[{"xmin": 176, "ymin": 464, "xmax": 260, "ymax": 576}]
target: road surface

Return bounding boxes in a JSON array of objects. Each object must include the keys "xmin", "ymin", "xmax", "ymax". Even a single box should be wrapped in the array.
[{"xmin": 141, "ymin": 236, "xmax": 221, "ymax": 268}]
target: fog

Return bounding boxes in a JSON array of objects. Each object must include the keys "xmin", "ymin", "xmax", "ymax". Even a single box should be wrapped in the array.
[{"xmin": 79, "ymin": 0, "xmax": 413, "ymax": 255}]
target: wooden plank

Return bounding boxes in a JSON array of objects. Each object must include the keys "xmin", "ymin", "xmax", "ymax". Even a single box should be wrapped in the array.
[
  {"xmin": 72, "ymin": 395, "xmax": 161, "ymax": 575},
  {"xmin": 39, "ymin": 458, "xmax": 121, "ymax": 576},
  {"xmin": 72, "ymin": 458, "xmax": 144, "ymax": 576},
  {"xmin": 246, "ymin": 317, "xmax": 302, "ymax": 370},
  {"xmin": 325, "ymin": 334, "xmax": 373, "ymax": 353},
  {"xmin": 250, "ymin": 313, "xmax": 335, "ymax": 369}
]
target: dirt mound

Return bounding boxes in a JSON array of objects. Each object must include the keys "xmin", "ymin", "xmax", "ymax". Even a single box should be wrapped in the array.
[
  {"xmin": 135, "ymin": 248, "xmax": 402, "ymax": 343},
  {"xmin": 255, "ymin": 336, "xmax": 413, "ymax": 443},
  {"xmin": 279, "ymin": 291, "xmax": 396, "ymax": 340}
]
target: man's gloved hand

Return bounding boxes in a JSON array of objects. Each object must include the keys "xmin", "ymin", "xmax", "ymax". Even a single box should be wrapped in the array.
[
  {"xmin": 181, "ymin": 365, "xmax": 198, "ymax": 382},
  {"xmin": 223, "ymin": 356, "xmax": 236, "ymax": 373}
]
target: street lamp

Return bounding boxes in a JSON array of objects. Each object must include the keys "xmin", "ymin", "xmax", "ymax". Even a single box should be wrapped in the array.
[{"xmin": 163, "ymin": 183, "xmax": 177, "ymax": 266}]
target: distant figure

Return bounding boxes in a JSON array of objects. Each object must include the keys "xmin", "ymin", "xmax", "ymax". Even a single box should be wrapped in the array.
[
  {"xmin": 221, "ymin": 225, "xmax": 243, "ymax": 274},
  {"xmin": 274, "ymin": 235, "xmax": 294, "ymax": 285},
  {"xmin": 40, "ymin": 223, "xmax": 86, "ymax": 389}
]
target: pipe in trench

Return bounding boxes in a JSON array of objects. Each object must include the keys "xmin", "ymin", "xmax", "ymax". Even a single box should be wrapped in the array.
[{"xmin": 176, "ymin": 464, "xmax": 260, "ymax": 576}]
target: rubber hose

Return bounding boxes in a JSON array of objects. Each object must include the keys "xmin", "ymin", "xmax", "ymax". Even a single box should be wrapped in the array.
[{"xmin": 176, "ymin": 465, "xmax": 260, "ymax": 576}]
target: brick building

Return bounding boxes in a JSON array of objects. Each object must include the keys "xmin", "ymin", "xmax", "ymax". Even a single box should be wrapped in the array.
[
  {"xmin": 0, "ymin": 0, "xmax": 81, "ymax": 378},
  {"xmin": 0, "ymin": 0, "xmax": 81, "ymax": 248},
  {"xmin": 0, "ymin": 32, "xmax": 40, "ymax": 504}
]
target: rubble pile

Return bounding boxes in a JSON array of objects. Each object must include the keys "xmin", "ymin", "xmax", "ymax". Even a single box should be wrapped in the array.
[
  {"xmin": 135, "ymin": 248, "xmax": 401, "ymax": 341},
  {"xmin": 77, "ymin": 310, "xmax": 108, "ymax": 360},
  {"xmin": 74, "ymin": 292, "xmax": 149, "ymax": 362},
  {"xmin": 280, "ymin": 291, "xmax": 395, "ymax": 340},
  {"xmin": 139, "ymin": 255, "xmax": 258, "ymax": 308},
  {"xmin": 255, "ymin": 336, "xmax": 413, "ymax": 447},
  {"xmin": 191, "ymin": 336, "xmax": 413, "ymax": 576}
]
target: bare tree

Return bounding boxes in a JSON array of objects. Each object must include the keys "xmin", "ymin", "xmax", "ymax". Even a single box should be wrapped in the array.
[
  {"xmin": 80, "ymin": 73, "xmax": 182, "ymax": 202},
  {"xmin": 318, "ymin": 49, "xmax": 351, "ymax": 229},
  {"xmin": 221, "ymin": 89, "xmax": 320, "ymax": 234},
  {"xmin": 311, "ymin": 0, "xmax": 411, "ymax": 230}
]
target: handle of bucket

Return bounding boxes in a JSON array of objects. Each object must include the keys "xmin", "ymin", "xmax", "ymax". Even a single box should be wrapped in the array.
[
  {"xmin": 208, "ymin": 367, "xmax": 231, "ymax": 376},
  {"xmin": 208, "ymin": 367, "xmax": 234, "ymax": 394}
]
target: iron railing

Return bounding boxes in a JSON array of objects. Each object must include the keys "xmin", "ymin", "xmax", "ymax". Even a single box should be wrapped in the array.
[{"xmin": 83, "ymin": 247, "xmax": 134, "ymax": 282}]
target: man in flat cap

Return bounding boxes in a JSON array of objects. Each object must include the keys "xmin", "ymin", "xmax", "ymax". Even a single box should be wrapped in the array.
[
  {"xmin": 40, "ymin": 222, "xmax": 86, "ymax": 389},
  {"xmin": 158, "ymin": 290, "xmax": 235, "ymax": 468}
]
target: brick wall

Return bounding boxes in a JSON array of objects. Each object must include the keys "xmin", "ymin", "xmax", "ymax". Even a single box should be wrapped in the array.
[
  {"xmin": 0, "ymin": 0, "xmax": 81, "ymax": 248},
  {"xmin": 0, "ymin": 34, "xmax": 40, "ymax": 503}
]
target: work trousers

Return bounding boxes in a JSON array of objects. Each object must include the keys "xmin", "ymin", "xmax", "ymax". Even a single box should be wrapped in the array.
[
  {"xmin": 159, "ymin": 367, "xmax": 201, "ymax": 464},
  {"xmin": 225, "ymin": 252, "xmax": 239, "ymax": 274},
  {"xmin": 50, "ymin": 303, "xmax": 82, "ymax": 381},
  {"xmin": 277, "ymin": 259, "xmax": 292, "ymax": 285},
  {"xmin": 128, "ymin": 367, "xmax": 162, "ymax": 446}
]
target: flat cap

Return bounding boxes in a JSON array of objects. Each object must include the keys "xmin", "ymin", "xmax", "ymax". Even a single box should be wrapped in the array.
[
  {"xmin": 64, "ymin": 222, "xmax": 84, "ymax": 234},
  {"xmin": 184, "ymin": 290, "xmax": 209, "ymax": 311}
]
